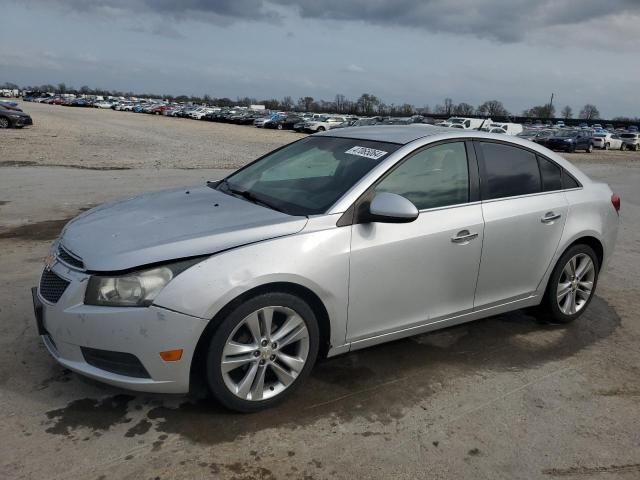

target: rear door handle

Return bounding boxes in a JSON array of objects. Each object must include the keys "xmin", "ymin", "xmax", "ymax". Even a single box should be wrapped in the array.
[
  {"xmin": 451, "ymin": 230, "xmax": 479, "ymax": 244},
  {"xmin": 541, "ymin": 212, "xmax": 562, "ymax": 223}
]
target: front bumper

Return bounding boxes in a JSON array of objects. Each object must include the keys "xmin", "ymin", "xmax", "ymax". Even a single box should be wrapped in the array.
[{"xmin": 33, "ymin": 262, "xmax": 209, "ymax": 393}]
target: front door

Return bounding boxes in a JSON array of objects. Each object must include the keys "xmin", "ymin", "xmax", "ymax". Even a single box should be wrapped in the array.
[{"xmin": 347, "ymin": 141, "xmax": 484, "ymax": 343}]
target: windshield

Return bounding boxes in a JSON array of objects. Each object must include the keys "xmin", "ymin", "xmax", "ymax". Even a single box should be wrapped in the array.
[
  {"xmin": 219, "ymin": 137, "xmax": 400, "ymax": 215},
  {"xmin": 556, "ymin": 131, "xmax": 578, "ymax": 138},
  {"xmin": 620, "ymin": 133, "xmax": 637, "ymax": 138}
]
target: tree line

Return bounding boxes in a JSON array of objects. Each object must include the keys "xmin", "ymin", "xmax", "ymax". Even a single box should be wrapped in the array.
[{"xmin": 5, "ymin": 81, "xmax": 636, "ymax": 122}]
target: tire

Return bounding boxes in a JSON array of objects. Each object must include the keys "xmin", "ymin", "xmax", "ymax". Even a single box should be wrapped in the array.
[
  {"xmin": 277, "ymin": 124, "xmax": 283, "ymax": 130},
  {"xmin": 604, "ymin": 143, "xmax": 609, "ymax": 150},
  {"xmin": 317, "ymin": 126, "xmax": 326, "ymax": 132},
  {"xmin": 568, "ymin": 144, "xmax": 576, "ymax": 153},
  {"xmin": 586, "ymin": 143, "xmax": 593, "ymax": 153},
  {"xmin": 540, "ymin": 244, "xmax": 599, "ymax": 324},
  {"xmin": 620, "ymin": 144, "xmax": 626, "ymax": 151},
  {"xmin": 0, "ymin": 116, "xmax": 9, "ymax": 129},
  {"xmin": 206, "ymin": 292, "xmax": 320, "ymax": 412}
]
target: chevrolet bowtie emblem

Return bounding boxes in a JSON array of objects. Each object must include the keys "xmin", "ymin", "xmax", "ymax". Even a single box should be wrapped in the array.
[{"xmin": 44, "ymin": 253, "xmax": 56, "ymax": 271}]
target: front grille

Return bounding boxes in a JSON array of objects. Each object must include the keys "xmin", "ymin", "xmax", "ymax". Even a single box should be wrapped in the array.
[
  {"xmin": 39, "ymin": 269, "xmax": 70, "ymax": 303},
  {"xmin": 57, "ymin": 245, "xmax": 84, "ymax": 270},
  {"xmin": 81, "ymin": 347, "xmax": 151, "ymax": 378}
]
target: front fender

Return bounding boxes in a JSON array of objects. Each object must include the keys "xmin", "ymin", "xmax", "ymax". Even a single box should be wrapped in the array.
[{"xmin": 153, "ymin": 219, "xmax": 351, "ymax": 351}]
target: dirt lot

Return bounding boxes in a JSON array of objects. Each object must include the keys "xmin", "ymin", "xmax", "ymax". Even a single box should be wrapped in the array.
[{"xmin": 1, "ymin": 102, "xmax": 639, "ymax": 480}]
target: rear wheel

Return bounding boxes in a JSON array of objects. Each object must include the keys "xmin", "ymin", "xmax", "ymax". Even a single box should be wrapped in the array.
[
  {"xmin": 586, "ymin": 143, "xmax": 593, "ymax": 153},
  {"xmin": 604, "ymin": 143, "xmax": 609, "ymax": 150},
  {"xmin": 206, "ymin": 292, "xmax": 319, "ymax": 412},
  {"xmin": 317, "ymin": 126, "xmax": 326, "ymax": 132},
  {"xmin": 540, "ymin": 244, "xmax": 599, "ymax": 324},
  {"xmin": 0, "ymin": 117, "xmax": 9, "ymax": 129}
]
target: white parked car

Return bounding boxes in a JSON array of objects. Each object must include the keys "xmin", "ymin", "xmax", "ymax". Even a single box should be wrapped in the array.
[
  {"xmin": 304, "ymin": 116, "xmax": 348, "ymax": 132},
  {"xmin": 482, "ymin": 122, "xmax": 523, "ymax": 136},
  {"xmin": 436, "ymin": 117, "xmax": 492, "ymax": 130},
  {"xmin": 94, "ymin": 101, "xmax": 113, "ymax": 109},
  {"xmin": 619, "ymin": 132, "xmax": 640, "ymax": 151},
  {"xmin": 592, "ymin": 133, "xmax": 623, "ymax": 150}
]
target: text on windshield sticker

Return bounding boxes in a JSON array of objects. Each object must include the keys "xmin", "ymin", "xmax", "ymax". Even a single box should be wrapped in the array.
[{"xmin": 345, "ymin": 146, "xmax": 388, "ymax": 160}]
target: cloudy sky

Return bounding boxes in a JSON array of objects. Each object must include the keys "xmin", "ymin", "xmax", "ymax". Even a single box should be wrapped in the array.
[{"xmin": 2, "ymin": 0, "xmax": 640, "ymax": 117}]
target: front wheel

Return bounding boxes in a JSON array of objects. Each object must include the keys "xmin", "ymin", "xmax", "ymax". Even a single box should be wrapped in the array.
[
  {"xmin": 604, "ymin": 143, "xmax": 609, "ymax": 150},
  {"xmin": 206, "ymin": 292, "xmax": 319, "ymax": 412},
  {"xmin": 586, "ymin": 144, "xmax": 593, "ymax": 153},
  {"xmin": 540, "ymin": 244, "xmax": 599, "ymax": 324},
  {"xmin": 317, "ymin": 126, "xmax": 326, "ymax": 132},
  {"xmin": 0, "ymin": 117, "xmax": 9, "ymax": 129}
]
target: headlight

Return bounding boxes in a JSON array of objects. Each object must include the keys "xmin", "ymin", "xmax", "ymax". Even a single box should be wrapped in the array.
[
  {"xmin": 85, "ymin": 258, "xmax": 203, "ymax": 307},
  {"xmin": 564, "ymin": 139, "xmax": 572, "ymax": 142}
]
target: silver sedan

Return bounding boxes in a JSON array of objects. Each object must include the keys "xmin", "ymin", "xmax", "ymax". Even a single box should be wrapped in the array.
[{"xmin": 33, "ymin": 125, "xmax": 620, "ymax": 412}]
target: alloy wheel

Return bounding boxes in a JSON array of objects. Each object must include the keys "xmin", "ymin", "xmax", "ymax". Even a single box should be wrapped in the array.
[
  {"xmin": 556, "ymin": 253, "xmax": 595, "ymax": 315},
  {"xmin": 0, "ymin": 117, "xmax": 9, "ymax": 128},
  {"xmin": 221, "ymin": 306, "xmax": 310, "ymax": 401}
]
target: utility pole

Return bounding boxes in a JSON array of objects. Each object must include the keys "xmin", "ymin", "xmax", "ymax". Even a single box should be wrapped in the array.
[{"xmin": 549, "ymin": 93, "xmax": 554, "ymax": 117}]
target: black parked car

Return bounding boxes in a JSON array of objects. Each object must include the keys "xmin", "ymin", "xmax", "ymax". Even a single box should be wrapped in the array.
[
  {"xmin": 265, "ymin": 115, "xmax": 303, "ymax": 130},
  {"xmin": 0, "ymin": 105, "xmax": 33, "ymax": 128},
  {"xmin": 546, "ymin": 130, "xmax": 594, "ymax": 153}
]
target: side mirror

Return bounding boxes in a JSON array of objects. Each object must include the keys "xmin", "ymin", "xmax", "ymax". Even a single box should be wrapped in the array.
[{"xmin": 365, "ymin": 192, "xmax": 419, "ymax": 223}]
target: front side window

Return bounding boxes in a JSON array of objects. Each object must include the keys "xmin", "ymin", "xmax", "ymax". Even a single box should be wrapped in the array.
[
  {"xmin": 375, "ymin": 142, "xmax": 469, "ymax": 210},
  {"xmin": 479, "ymin": 142, "xmax": 541, "ymax": 199},
  {"xmin": 222, "ymin": 137, "xmax": 400, "ymax": 215}
]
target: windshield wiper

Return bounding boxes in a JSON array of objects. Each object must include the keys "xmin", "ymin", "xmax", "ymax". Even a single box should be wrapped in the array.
[{"xmin": 216, "ymin": 179, "xmax": 285, "ymax": 213}]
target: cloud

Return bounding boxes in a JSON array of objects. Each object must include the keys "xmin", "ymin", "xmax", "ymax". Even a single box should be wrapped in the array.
[
  {"xmin": 344, "ymin": 64, "xmax": 365, "ymax": 73},
  {"xmin": 21, "ymin": 0, "xmax": 640, "ymax": 44}
]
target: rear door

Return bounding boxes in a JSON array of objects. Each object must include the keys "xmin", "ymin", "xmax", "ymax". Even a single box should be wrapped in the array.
[{"xmin": 473, "ymin": 141, "xmax": 569, "ymax": 308}]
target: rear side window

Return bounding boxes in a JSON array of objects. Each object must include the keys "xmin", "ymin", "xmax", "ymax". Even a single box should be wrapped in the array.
[
  {"xmin": 478, "ymin": 142, "xmax": 541, "ymax": 200},
  {"xmin": 562, "ymin": 172, "xmax": 580, "ymax": 189},
  {"xmin": 538, "ymin": 156, "xmax": 562, "ymax": 191}
]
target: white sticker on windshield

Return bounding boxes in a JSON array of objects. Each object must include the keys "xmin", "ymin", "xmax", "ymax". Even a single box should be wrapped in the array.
[{"xmin": 345, "ymin": 146, "xmax": 388, "ymax": 160}]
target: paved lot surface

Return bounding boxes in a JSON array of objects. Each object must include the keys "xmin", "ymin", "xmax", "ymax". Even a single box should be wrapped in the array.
[{"xmin": 1, "ymin": 104, "xmax": 639, "ymax": 479}]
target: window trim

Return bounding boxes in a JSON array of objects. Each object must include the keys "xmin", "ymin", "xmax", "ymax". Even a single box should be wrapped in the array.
[
  {"xmin": 337, "ymin": 139, "xmax": 480, "ymax": 226},
  {"xmin": 472, "ymin": 139, "xmax": 583, "ymax": 203}
]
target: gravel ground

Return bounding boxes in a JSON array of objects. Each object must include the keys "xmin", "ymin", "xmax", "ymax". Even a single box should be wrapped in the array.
[
  {"xmin": 1, "ymin": 103, "xmax": 639, "ymax": 480},
  {"xmin": 1, "ymin": 100, "xmax": 301, "ymax": 169}
]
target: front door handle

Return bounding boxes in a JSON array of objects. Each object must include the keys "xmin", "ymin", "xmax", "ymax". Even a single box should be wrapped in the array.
[
  {"xmin": 541, "ymin": 212, "xmax": 562, "ymax": 223},
  {"xmin": 451, "ymin": 230, "xmax": 478, "ymax": 244}
]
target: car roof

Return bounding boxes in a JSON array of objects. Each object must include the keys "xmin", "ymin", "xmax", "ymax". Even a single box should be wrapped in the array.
[{"xmin": 315, "ymin": 124, "xmax": 454, "ymax": 144}]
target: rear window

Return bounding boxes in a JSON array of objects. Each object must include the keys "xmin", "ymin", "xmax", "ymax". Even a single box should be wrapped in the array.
[{"xmin": 478, "ymin": 142, "xmax": 541, "ymax": 200}]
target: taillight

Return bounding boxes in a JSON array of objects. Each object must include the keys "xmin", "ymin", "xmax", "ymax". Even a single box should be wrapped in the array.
[{"xmin": 611, "ymin": 193, "xmax": 621, "ymax": 214}]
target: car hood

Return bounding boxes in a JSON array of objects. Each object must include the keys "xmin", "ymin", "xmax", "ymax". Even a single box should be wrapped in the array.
[{"xmin": 60, "ymin": 185, "xmax": 308, "ymax": 271}]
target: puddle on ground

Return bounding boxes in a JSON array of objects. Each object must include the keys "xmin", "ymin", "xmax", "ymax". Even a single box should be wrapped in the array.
[
  {"xmin": 41, "ymin": 297, "xmax": 620, "ymax": 445},
  {"xmin": 0, "ymin": 207, "xmax": 94, "ymax": 241},
  {"xmin": 0, "ymin": 160, "xmax": 130, "ymax": 170}
]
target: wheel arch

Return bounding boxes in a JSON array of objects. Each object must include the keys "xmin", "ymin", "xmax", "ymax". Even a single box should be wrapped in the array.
[
  {"xmin": 189, "ymin": 281, "xmax": 332, "ymax": 388},
  {"xmin": 565, "ymin": 235, "xmax": 604, "ymax": 268}
]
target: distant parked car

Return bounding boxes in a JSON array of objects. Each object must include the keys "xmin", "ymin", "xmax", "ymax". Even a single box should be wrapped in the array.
[
  {"xmin": 619, "ymin": 132, "xmax": 640, "ymax": 151},
  {"xmin": 546, "ymin": 131, "xmax": 593, "ymax": 153},
  {"xmin": 592, "ymin": 133, "xmax": 623, "ymax": 150},
  {"xmin": 253, "ymin": 117, "xmax": 270, "ymax": 128},
  {"xmin": 303, "ymin": 116, "xmax": 348, "ymax": 132},
  {"xmin": 0, "ymin": 105, "xmax": 33, "ymax": 128},
  {"xmin": 265, "ymin": 115, "xmax": 304, "ymax": 130}
]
